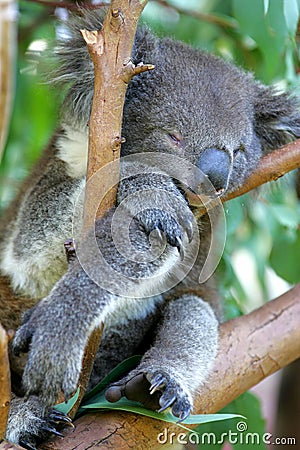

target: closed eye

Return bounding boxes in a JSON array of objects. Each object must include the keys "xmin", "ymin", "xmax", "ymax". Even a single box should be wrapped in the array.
[
  {"xmin": 233, "ymin": 144, "xmax": 245, "ymax": 159},
  {"xmin": 168, "ymin": 132, "xmax": 183, "ymax": 146}
]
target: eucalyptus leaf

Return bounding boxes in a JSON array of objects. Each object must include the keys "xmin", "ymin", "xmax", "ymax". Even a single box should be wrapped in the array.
[
  {"xmin": 81, "ymin": 391, "xmax": 245, "ymax": 426},
  {"xmin": 283, "ymin": 0, "xmax": 299, "ymax": 36},
  {"xmin": 263, "ymin": 0, "xmax": 269, "ymax": 15},
  {"xmin": 270, "ymin": 229, "xmax": 300, "ymax": 283},
  {"xmin": 269, "ymin": 204, "xmax": 300, "ymax": 229}
]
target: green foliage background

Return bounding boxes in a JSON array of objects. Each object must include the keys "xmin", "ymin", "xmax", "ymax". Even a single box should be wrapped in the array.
[{"xmin": 1, "ymin": 1, "xmax": 300, "ymax": 448}]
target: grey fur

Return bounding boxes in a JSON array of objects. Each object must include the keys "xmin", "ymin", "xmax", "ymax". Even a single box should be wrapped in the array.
[{"xmin": 2, "ymin": 10, "xmax": 300, "ymax": 446}]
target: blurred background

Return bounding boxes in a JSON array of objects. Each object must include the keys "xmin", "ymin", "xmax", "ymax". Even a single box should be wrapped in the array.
[{"xmin": 0, "ymin": 1, "xmax": 300, "ymax": 448}]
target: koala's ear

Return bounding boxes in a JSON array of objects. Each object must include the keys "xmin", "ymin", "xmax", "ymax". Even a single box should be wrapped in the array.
[{"xmin": 254, "ymin": 84, "xmax": 300, "ymax": 153}]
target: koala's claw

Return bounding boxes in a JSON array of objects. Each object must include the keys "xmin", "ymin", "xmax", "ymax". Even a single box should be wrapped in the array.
[
  {"xmin": 149, "ymin": 373, "xmax": 167, "ymax": 394},
  {"xmin": 151, "ymin": 227, "xmax": 165, "ymax": 245},
  {"xmin": 19, "ymin": 440, "xmax": 37, "ymax": 450},
  {"xmin": 138, "ymin": 208, "xmax": 194, "ymax": 257},
  {"xmin": 49, "ymin": 409, "xmax": 73, "ymax": 427},
  {"xmin": 40, "ymin": 424, "xmax": 64, "ymax": 437},
  {"xmin": 106, "ymin": 369, "xmax": 192, "ymax": 421},
  {"xmin": 184, "ymin": 218, "xmax": 194, "ymax": 243},
  {"xmin": 146, "ymin": 371, "xmax": 192, "ymax": 420},
  {"xmin": 175, "ymin": 236, "xmax": 184, "ymax": 260},
  {"xmin": 158, "ymin": 393, "xmax": 177, "ymax": 412}
]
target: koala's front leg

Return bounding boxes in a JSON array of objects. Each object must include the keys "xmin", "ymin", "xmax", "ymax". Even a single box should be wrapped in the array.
[
  {"xmin": 106, "ymin": 295, "xmax": 218, "ymax": 420},
  {"xmin": 6, "ymin": 393, "xmax": 71, "ymax": 449},
  {"xmin": 12, "ymin": 266, "xmax": 114, "ymax": 408}
]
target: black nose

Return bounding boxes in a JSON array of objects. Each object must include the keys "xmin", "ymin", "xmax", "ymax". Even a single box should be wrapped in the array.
[{"xmin": 197, "ymin": 148, "xmax": 231, "ymax": 192}]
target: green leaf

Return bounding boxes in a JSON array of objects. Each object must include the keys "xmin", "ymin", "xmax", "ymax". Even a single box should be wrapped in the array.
[
  {"xmin": 269, "ymin": 204, "xmax": 300, "ymax": 229},
  {"xmin": 232, "ymin": 0, "xmax": 290, "ymax": 80},
  {"xmin": 83, "ymin": 355, "xmax": 142, "ymax": 401},
  {"xmin": 269, "ymin": 228, "xmax": 300, "ymax": 283},
  {"xmin": 80, "ymin": 356, "xmax": 243, "ymax": 426},
  {"xmin": 283, "ymin": 0, "xmax": 299, "ymax": 36},
  {"xmin": 54, "ymin": 387, "xmax": 80, "ymax": 414},
  {"xmin": 225, "ymin": 198, "xmax": 245, "ymax": 235},
  {"xmin": 80, "ymin": 391, "xmax": 244, "ymax": 426},
  {"xmin": 263, "ymin": 0, "xmax": 269, "ymax": 15}
]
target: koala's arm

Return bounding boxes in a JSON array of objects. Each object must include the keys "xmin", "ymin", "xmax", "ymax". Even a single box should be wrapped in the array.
[
  {"xmin": 0, "ymin": 149, "xmax": 84, "ymax": 299},
  {"xmin": 12, "ymin": 204, "xmax": 182, "ymax": 406}
]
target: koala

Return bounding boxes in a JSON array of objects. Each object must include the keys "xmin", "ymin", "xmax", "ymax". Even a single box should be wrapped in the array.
[{"xmin": 1, "ymin": 10, "xmax": 300, "ymax": 448}]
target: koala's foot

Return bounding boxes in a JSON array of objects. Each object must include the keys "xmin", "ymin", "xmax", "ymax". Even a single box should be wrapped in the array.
[
  {"xmin": 105, "ymin": 369, "xmax": 192, "ymax": 421},
  {"xmin": 7, "ymin": 395, "xmax": 72, "ymax": 449}
]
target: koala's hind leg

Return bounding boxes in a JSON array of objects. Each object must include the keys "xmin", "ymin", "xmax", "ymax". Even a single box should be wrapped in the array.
[{"xmin": 105, "ymin": 295, "xmax": 218, "ymax": 420}]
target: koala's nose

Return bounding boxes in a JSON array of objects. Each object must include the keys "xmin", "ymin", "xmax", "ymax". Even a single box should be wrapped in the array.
[{"xmin": 197, "ymin": 148, "xmax": 231, "ymax": 193}]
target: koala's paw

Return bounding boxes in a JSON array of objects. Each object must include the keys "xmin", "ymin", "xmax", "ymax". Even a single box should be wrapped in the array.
[
  {"xmin": 6, "ymin": 395, "xmax": 72, "ymax": 450},
  {"xmin": 105, "ymin": 369, "xmax": 192, "ymax": 421},
  {"xmin": 138, "ymin": 208, "xmax": 194, "ymax": 259},
  {"xmin": 13, "ymin": 304, "xmax": 84, "ymax": 406}
]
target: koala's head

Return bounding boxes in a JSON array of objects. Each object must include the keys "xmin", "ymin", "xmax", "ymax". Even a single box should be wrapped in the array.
[{"xmin": 122, "ymin": 28, "xmax": 300, "ymax": 196}]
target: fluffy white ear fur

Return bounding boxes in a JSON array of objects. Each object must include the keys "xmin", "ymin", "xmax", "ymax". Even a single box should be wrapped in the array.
[{"xmin": 57, "ymin": 124, "xmax": 89, "ymax": 178}]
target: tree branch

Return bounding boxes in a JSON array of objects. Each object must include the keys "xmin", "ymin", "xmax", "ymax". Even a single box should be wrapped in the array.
[
  {"xmin": 0, "ymin": 324, "xmax": 11, "ymax": 441},
  {"xmin": 68, "ymin": 0, "xmax": 151, "ymax": 420},
  {"xmin": 0, "ymin": 0, "xmax": 17, "ymax": 160}
]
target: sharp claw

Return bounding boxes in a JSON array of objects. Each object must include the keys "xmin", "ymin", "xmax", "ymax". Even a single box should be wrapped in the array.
[
  {"xmin": 41, "ymin": 425, "xmax": 64, "ymax": 437},
  {"xmin": 158, "ymin": 394, "xmax": 177, "ymax": 412},
  {"xmin": 149, "ymin": 374, "xmax": 166, "ymax": 395},
  {"xmin": 152, "ymin": 227, "xmax": 165, "ymax": 244},
  {"xmin": 50, "ymin": 410, "xmax": 73, "ymax": 427},
  {"xmin": 175, "ymin": 236, "xmax": 184, "ymax": 260},
  {"xmin": 185, "ymin": 219, "xmax": 194, "ymax": 243},
  {"xmin": 176, "ymin": 407, "xmax": 191, "ymax": 423},
  {"xmin": 19, "ymin": 440, "xmax": 37, "ymax": 450}
]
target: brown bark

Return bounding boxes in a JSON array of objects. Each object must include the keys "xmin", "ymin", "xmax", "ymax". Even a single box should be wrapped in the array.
[
  {"xmin": 69, "ymin": 0, "xmax": 151, "ymax": 419},
  {"xmin": 81, "ymin": 0, "xmax": 152, "ymax": 231},
  {"xmin": 0, "ymin": 324, "xmax": 11, "ymax": 440},
  {"xmin": 0, "ymin": 0, "xmax": 17, "ymax": 160},
  {"xmin": 224, "ymin": 139, "xmax": 300, "ymax": 201},
  {"xmin": 0, "ymin": 442, "xmax": 27, "ymax": 449},
  {"xmin": 39, "ymin": 284, "xmax": 300, "ymax": 449}
]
